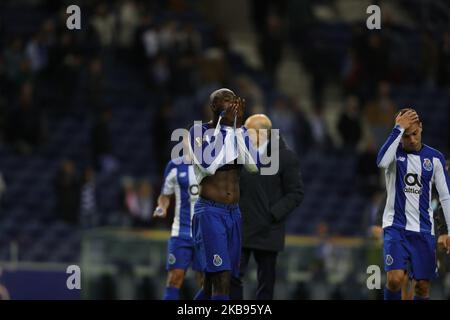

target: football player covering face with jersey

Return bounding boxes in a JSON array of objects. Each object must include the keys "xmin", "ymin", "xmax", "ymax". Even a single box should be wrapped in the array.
[{"xmin": 188, "ymin": 88, "xmax": 260, "ymax": 300}]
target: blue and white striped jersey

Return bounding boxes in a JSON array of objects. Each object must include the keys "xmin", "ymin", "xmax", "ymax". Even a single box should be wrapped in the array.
[
  {"xmin": 377, "ymin": 125, "xmax": 450, "ymax": 235},
  {"xmin": 188, "ymin": 122, "xmax": 260, "ymax": 184},
  {"xmin": 161, "ymin": 157, "xmax": 199, "ymax": 239}
]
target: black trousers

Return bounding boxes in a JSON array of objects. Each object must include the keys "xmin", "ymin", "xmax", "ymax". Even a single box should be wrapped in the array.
[{"xmin": 230, "ymin": 248, "xmax": 278, "ymax": 300}]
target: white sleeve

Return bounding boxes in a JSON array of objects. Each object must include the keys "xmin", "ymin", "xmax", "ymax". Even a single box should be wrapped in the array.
[
  {"xmin": 376, "ymin": 125, "xmax": 405, "ymax": 169},
  {"xmin": 434, "ymin": 155, "xmax": 450, "ymax": 235},
  {"xmin": 162, "ymin": 168, "xmax": 177, "ymax": 195}
]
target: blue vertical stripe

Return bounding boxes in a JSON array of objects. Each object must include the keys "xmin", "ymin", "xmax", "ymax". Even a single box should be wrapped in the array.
[
  {"xmin": 419, "ymin": 154, "xmax": 433, "ymax": 233},
  {"xmin": 177, "ymin": 163, "xmax": 192, "ymax": 238},
  {"xmin": 394, "ymin": 149, "xmax": 407, "ymax": 228}
]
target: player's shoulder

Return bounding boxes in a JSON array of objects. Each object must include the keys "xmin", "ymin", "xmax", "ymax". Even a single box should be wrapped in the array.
[
  {"xmin": 422, "ymin": 144, "xmax": 445, "ymax": 160},
  {"xmin": 167, "ymin": 157, "xmax": 191, "ymax": 169}
]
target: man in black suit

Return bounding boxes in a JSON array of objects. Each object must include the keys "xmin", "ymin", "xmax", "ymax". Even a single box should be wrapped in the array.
[{"xmin": 231, "ymin": 114, "xmax": 304, "ymax": 300}]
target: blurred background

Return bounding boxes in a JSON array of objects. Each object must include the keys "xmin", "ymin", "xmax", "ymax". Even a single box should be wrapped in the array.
[{"xmin": 0, "ymin": 0, "xmax": 449, "ymax": 299}]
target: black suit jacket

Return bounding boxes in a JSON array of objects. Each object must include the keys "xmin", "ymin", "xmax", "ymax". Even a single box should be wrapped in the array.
[{"xmin": 239, "ymin": 136, "xmax": 304, "ymax": 252}]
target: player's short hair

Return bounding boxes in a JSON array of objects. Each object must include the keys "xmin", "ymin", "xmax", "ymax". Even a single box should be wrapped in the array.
[{"xmin": 395, "ymin": 108, "xmax": 420, "ymax": 124}]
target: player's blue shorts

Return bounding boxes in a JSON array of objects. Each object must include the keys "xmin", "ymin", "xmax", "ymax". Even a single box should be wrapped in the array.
[
  {"xmin": 192, "ymin": 197, "xmax": 241, "ymax": 278},
  {"xmin": 166, "ymin": 236, "xmax": 201, "ymax": 271},
  {"xmin": 383, "ymin": 226, "xmax": 437, "ymax": 280}
]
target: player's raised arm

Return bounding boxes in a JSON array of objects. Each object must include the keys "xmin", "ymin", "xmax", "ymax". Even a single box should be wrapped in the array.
[{"xmin": 376, "ymin": 109, "xmax": 418, "ymax": 168}]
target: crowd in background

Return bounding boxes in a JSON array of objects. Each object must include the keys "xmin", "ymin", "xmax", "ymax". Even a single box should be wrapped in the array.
[{"xmin": 0, "ymin": 0, "xmax": 449, "ymax": 235}]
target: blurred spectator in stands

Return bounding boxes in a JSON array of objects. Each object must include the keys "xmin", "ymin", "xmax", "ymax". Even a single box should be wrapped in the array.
[
  {"xmin": 151, "ymin": 54, "xmax": 171, "ymax": 98},
  {"xmin": 91, "ymin": 3, "xmax": 117, "ymax": 48},
  {"xmin": 258, "ymin": 13, "xmax": 284, "ymax": 83},
  {"xmin": 122, "ymin": 178, "xmax": 154, "ymax": 226},
  {"xmin": 250, "ymin": 0, "xmax": 287, "ymax": 37},
  {"xmin": 118, "ymin": 0, "xmax": 140, "ymax": 53},
  {"xmin": 234, "ymin": 75, "xmax": 265, "ymax": 116},
  {"xmin": 361, "ymin": 33, "xmax": 389, "ymax": 92},
  {"xmin": 210, "ymin": 24, "xmax": 231, "ymax": 54},
  {"xmin": 54, "ymin": 160, "xmax": 80, "ymax": 225},
  {"xmin": 177, "ymin": 22, "xmax": 202, "ymax": 56},
  {"xmin": 341, "ymin": 48, "xmax": 363, "ymax": 96},
  {"xmin": 290, "ymin": 98, "xmax": 313, "ymax": 155},
  {"xmin": 363, "ymin": 81, "xmax": 396, "ymax": 147},
  {"xmin": 420, "ymin": 31, "xmax": 439, "ymax": 87},
  {"xmin": 355, "ymin": 138, "xmax": 380, "ymax": 197},
  {"xmin": 337, "ymin": 95, "xmax": 362, "ymax": 151},
  {"xmin": 170, "ymin": 23, "xmax": 202, "ymax": 96},
  {"xmin": 0, "ymin": 171, "xmax": 6, "ymax": 205},
  {"xmin": 85, "ymin": 57, "xmax": 105, "ymax": 116},
  {"xmin": 5, "ymin": 82, "xmax": 47, "ymax": 155},
  {"xmin": 269, "ymin": 95, "xmax": 296, "ymax": 150},
  {"xmin": 25, "ymin": 31, "xmax": 48, "ymax": 74},
  {"xmin": 91, "ymin": 108, "xmax": 118, "ymax": 174},
  {"xmin": 438, "ymin": 31, "xmax": 450, "ymax": 87},
  {"xmin": 136, "ymin": 14, "xmax": 159, "ymax": 63},
  {"xmin": 0, "ymin": 90, "xmax": 6, "ymax": 142},
  {"xmin": 80, "ymin": 166, "xmax": 98, "ymax": 228},
  {"xmin": 4, "ymin": 37, "xmax": 31, "ymax": 89},
  {"xmin": 308, "ymin": 106, "xmax": 331, "ymax": 150},
  {"xmin": 199, "ymin": 48, "xmax": 229, "ymax": 86},
  {"xmin": 45, "ymin": 33, "xmax": 82, "ymax": 110},
  {"xmin": 152, "ymin": 99, "xmax": 175, "ymax": 174},
  {"xmin": 159, "ymin": 20, "xmax": 178, "ymax": 56}
]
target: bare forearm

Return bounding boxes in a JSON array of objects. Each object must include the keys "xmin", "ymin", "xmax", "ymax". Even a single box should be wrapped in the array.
[{"xmin": 158, "ymin": 194, "xmax": 171, "ymax": 210}]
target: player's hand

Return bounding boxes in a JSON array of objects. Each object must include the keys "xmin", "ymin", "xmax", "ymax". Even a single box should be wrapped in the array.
[
  {"xmin": 153, "ymin": 207, "xmax": 167, "ymax": 218},
  {"xmin": 231, "ymin": 97, "xmax": 245, "ymax": 126},
  {"xmin": 395, "ymin": 109, "xmax": 419, "ymax": 130},
  {"xmin": 439, "ymin": 235, "xmax": 450, "ymax": 254},
  {"xmin": 370, "ymin": 225, "xmax": 383, "ymax": 240}
]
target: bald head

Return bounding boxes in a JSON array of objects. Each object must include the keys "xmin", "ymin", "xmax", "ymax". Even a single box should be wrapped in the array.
[
  {"xmin": 245, "ymin": 114, "xmax": 272, "ymax": 130},
  {"xmin": 245, "ymin": 114, "xmax": 272, "ymax": 148}
]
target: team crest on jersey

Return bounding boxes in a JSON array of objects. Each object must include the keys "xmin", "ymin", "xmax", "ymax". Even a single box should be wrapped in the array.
[
  {"xmin": 385, "ymin": 254, "xmax": 394, "ymax": 266},
  {"xmin": 423, "ymin": 158, "xmax": 433, "ymax": 172},
  {"xmin": 168, "ymin": 254, "xmax": 176, "ymax": 265},
  {"xmin": 213, "ymin": 254, "xmax": 223, "ymax": 267}
]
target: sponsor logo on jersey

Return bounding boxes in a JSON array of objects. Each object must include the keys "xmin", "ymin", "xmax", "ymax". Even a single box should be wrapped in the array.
[
  {"xmin": 397, "ymin": 156, "xmax": 406, "ymax": 162},
  {"xmin": 404, "ymin": 173, "xmax": 422, "ymax": 195}
]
